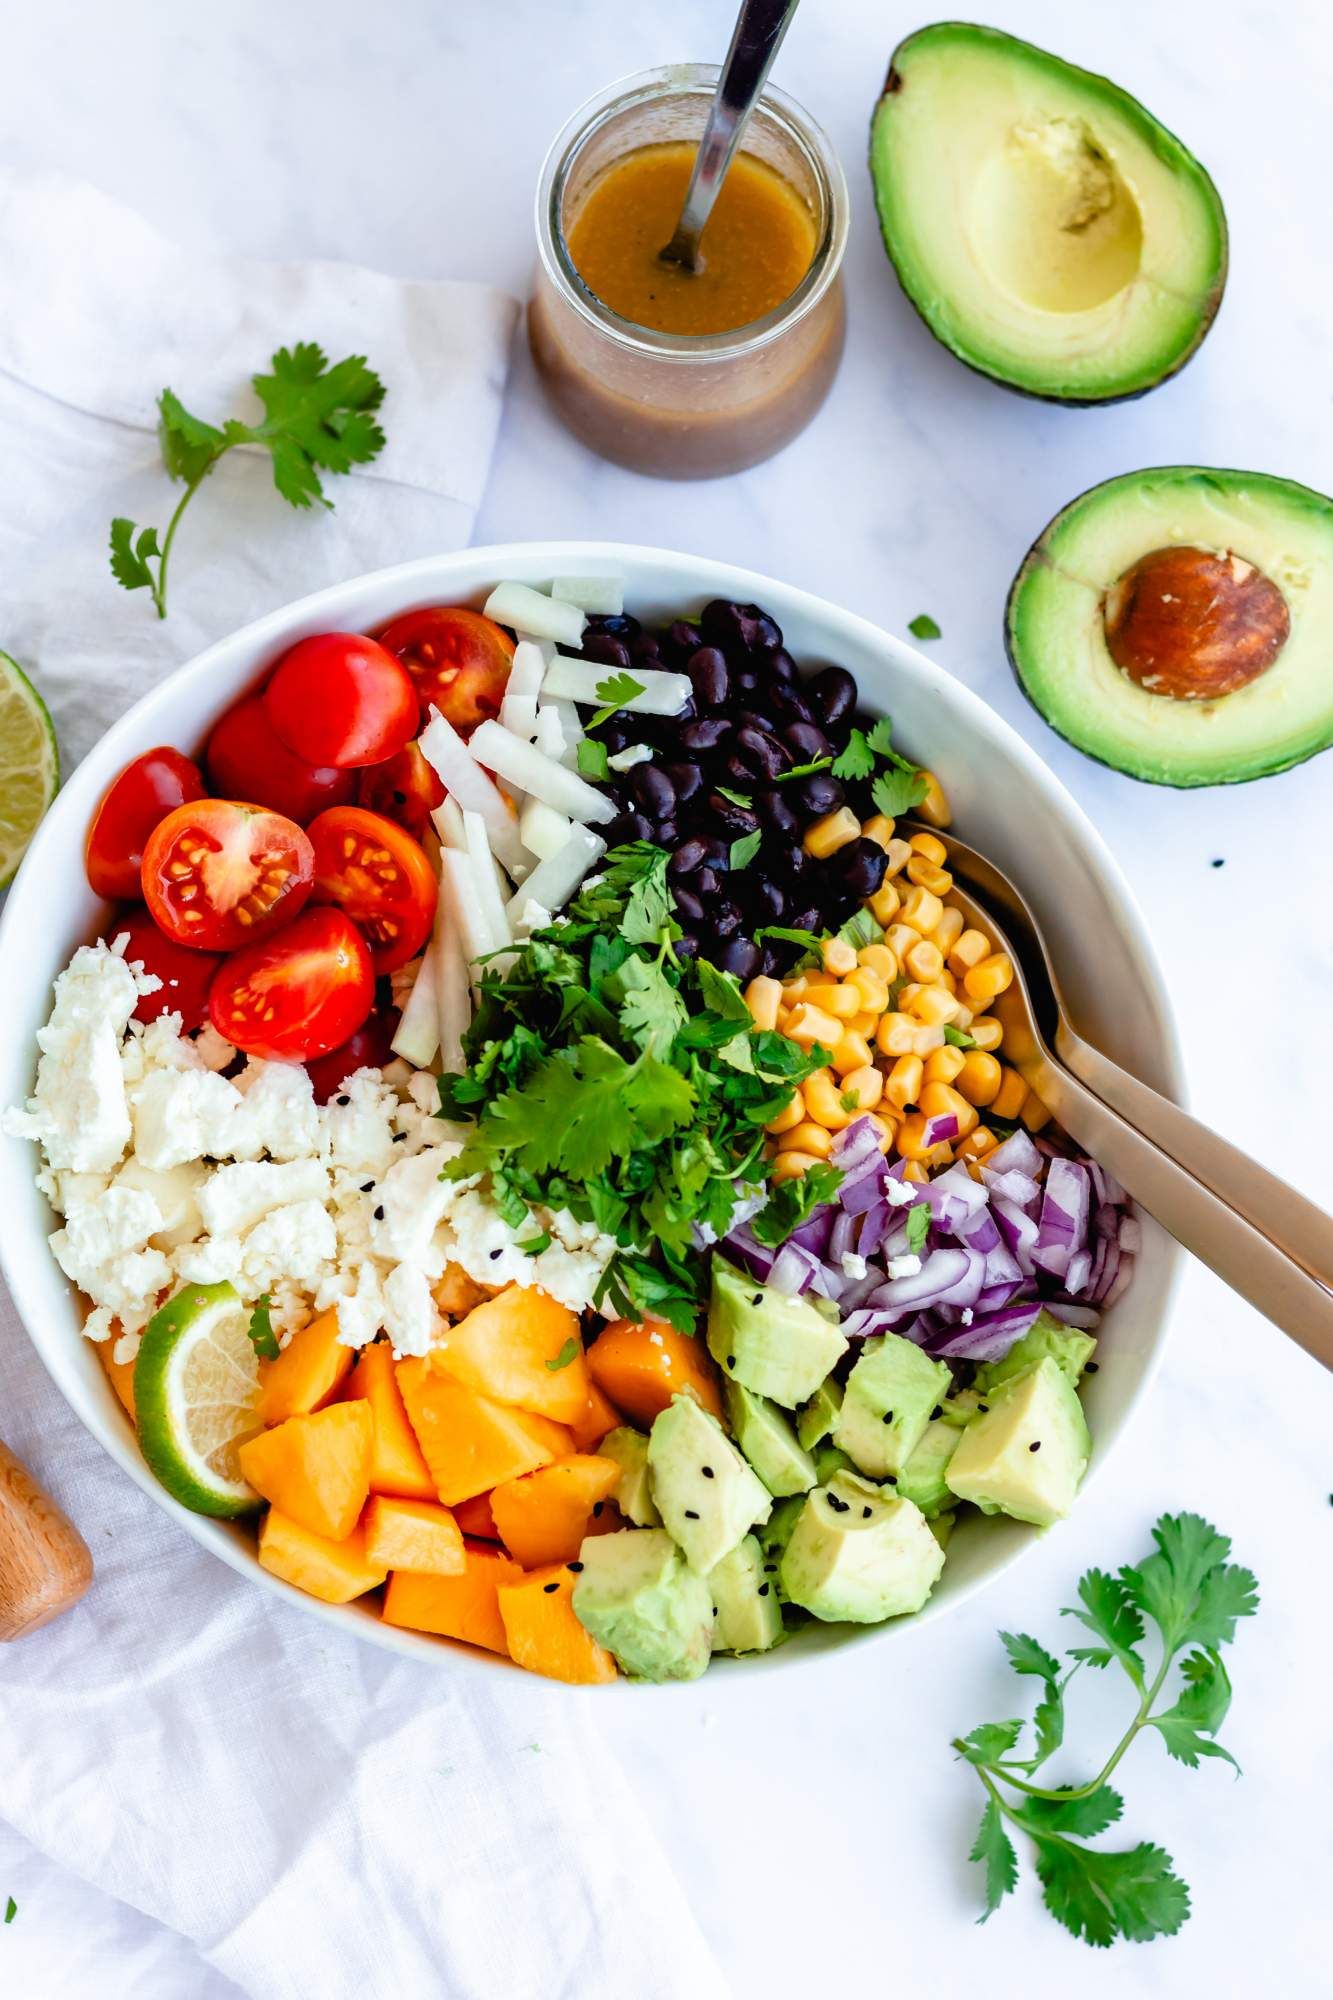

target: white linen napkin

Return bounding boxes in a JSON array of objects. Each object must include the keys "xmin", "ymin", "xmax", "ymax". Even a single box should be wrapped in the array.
[{"xmin": 0, "ymin": 167, "xmax": 729, "ymax": 2000}]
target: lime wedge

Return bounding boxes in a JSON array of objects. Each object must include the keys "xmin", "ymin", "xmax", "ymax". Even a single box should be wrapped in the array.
[
  {"xmin": 0, "ymin": 651, "xmax": 58, "ymax": 887},
  {"xmin": 135, "ymin": 1282, "xmax": 264, "ymax": 1517}
]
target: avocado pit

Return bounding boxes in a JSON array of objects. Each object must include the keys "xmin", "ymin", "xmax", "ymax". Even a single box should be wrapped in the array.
[{"xmin": 1102, "ymin": 545, "xmax": 1290, "ymax": 700}]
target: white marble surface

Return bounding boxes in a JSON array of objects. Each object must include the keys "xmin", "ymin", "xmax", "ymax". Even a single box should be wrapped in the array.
[{"xmin": 4, "ymin": 0, "xmax": 1332, "ymax": 1994}]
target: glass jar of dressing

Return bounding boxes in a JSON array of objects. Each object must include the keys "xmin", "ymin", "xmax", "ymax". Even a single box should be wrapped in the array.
[{"xmin": 530, "ymin": 65, "xmax": 849, "ymax": 479}]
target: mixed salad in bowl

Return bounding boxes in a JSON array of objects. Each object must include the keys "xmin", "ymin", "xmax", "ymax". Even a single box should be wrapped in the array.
[{"xmin": 4, "ymin": 575, "xmax": 1140, "ymax": 1683}]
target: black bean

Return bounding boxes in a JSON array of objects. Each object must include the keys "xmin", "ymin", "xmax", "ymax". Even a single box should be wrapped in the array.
[
  {"xmin": 631, "ymin": 765, "xmax": 676, "ymax": 819},
  {"xmin": 716, "ymin": 936, "xmax": 761, "ymax": 980},
  {"xmin": 629, "ymin": 632, "xmax": 661, "ymax": 665},
  {"xmin": 669, "ymin": 837, "xmax": 708, "ymax": 878},
  {"xmin": 673, "ymin": 932, "xmax": 700, "ymax": 962},
  {"xmin": 707, "ymin": 793, "xmax": 759, "ymax": 837},
  {"xmin": 700, "ymin": 837, "xmax": 730, "ymax": 868},
  {"xmin": 784, "ymin": 846, "xmax": 812, "ymax": 884},
  {"xmin": 737, "ymin": 728, "xmax": 787, "ymax": 780},
  {"xmin": 581, "ymin": 633, "xmax": 632, "ymax": 671},
  {"xmin": 722, "ymin": 755, "xmax": 757, "ymax": 790},
  {"xmin": 793, "ymin": 770, "xmax": 844, "ymax": 817},
  {"xmin": 754, "ymin": 788, "xmax": 798, "ymax": 837},
  {"xmin": 787, "ymin": 905, "xmax": 821, "ymax": 934},
  {"xmin": 681, "ymin": 718, "xmax": 732, "ymax": 753},
  {"xmin": 701, "ymin": 599, "xmax": 779, "ymax": 655},
  {"xmin": 666, "ymin": 619, "xmax": 703, "ymax": 659},
  {"xmin": 733, "ymin": 670, "xmax": 758, "ymax": 695},
  {"xmin": 695, "ymin": 866, "xmax": 721, "ymax": 899},
  {"xmin": 759, "ymin": 943, "xmax": 783, "ymax": 976},
  {"xmin": 621, "ymin": 810, "xmax": 653, "ymax": 842},
  {"xmin": 665, "ymin": 761, "xmax": 703, "ymax": 805},
  {"xmin": 751, "ymin": 878, "xmax": 786, "ymax": 922},
  {"xmin": 783, "ymin": 721, "xmax": 831, "ymax": 762},
  {"xmin": 839, "ymin": 837, "xmax": 890, "ymax": 899},
  {"xmin": 712, "ymin": 901, "xmax": 741, "ymax": 938},
  {"xmin": 657, "ymin": 818, "xmax": 678, "ymax": 845},
  {"xmin": 687, "ymin": 646, "xmax": 729, "ymax": 709},
  {"xmin": 599, "ymin": 721, "xmax": 631, "ymax": 755},
  {"xmin": 769, "ymin": 680, "xmax": 814, "ymax": 724},
  {"xmin": 586, "ymin": 613, "xmax": 640, "ymax": 641},
  {"xmin": 757, "ymin": 644, "xmax": 798, "ymax": 683},
  {"xmin": 674, "ymin": 887, "xmax": 705, "ymax": 924},
  {"xmin": 810, "ymin": 665, "xmax": 857, "ymax": 726}
]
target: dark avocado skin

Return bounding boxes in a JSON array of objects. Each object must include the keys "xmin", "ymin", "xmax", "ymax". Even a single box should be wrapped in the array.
[
  {"xmin": 871, "ymin": 24, "xmax": 1229, "ymax": 407},
  {"xmin": 1004, "ymin": 466, "xmax": 1331, "ymax": 787}
]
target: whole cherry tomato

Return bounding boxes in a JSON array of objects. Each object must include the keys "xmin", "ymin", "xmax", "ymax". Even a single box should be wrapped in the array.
[
  {"xmin": 303, "ymin": 1006, "xmax": 399, "ymax": 1102},
  {"xmin": 204, "ymin": 695, "xmax": 355, "ymax": 824},
  {"xmin": 141, "ymin": 799, "xmax": 314, "ymax": 952},
  {"xmin": 357, "ymin": 742, "xmax": 446, "ymax": 838},
  {"xmin": 263, "ymin": 633, "xmax": 417, "ymax": 769},
  {"xmin": 376, "ymin": 605, "xmax": 514, "ymax": 734},
  {"xmin": 208, "ymin": 907, "xmax": 374, "ymax": 1062},
  {"xmin": 85, "ymin": 747, "xmax": 206, "ymax": 901},
  {"xmin": 307, "ymin": 806, "xmax": 437, "ymax": 974},
  {"xmin": 105, "ymin": 909, "xmax": 222, "ymax": 1032}
]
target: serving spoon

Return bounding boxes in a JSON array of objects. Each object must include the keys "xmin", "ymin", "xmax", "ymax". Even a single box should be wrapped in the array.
[
  {"xmin": 913, "ymin": 824, "xmax": 1333, "ymax": 1368},
  {"xmin": 659, "ymin": 0, "xmax": 803, "ymax": 273},
  {"xmin": 0, "ymin": 1440, "xmax": 92, "ymax": 1641}
]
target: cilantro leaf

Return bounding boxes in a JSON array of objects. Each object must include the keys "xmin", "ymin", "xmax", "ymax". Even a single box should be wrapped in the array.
[
  {"xmin": 111, "ymin": 343, "xmax": 385, "ymax": 618},
  {"xmin": 1030, "ymin": 1836, "xmax": 1189, "ymax": 1947},
  {"xmin": 576, "ymin": 737, "xmax": 611, "ymax": 782},
  {"xmin": 943, "ymin": 1023, "xmax": 976, "ymax": 1048},
  {"xmin": 908, "ymin": 612, "xmax": 942, "ymax": 640},
  {"xmin": 968, "ymin": 1800, "xmax": 1018, "ymax": 1922},
  {"xmin": 905, "ymin": 1203, "xmax": 930, "ymax": 1253},
  {"xmin": 955, "ymin": 1719, "xmax": 1025, "ymax": 1767},
  {"xmin": 750, "ymin": 1162, "xmax": 843, "ymax": 1246},
  {"xmin": 775, "ymin": 757, "xmax": 833, "ymax": 783},
  {"xmin": 1016, "ymin": 1786, "xmax": 1124, "ymax": 1838},
  {"xmin": 1000, "ymin": 1629, "xmax": 1070, "ymax": 1769},
  {"xmin": 516, "ymin": 1229, "xmax": 553, "ymax": 1256},
  {"xmin": 611, "ymin": 955, "xmax": 686, "ymax": 1056},
  {"xmin": 695, "ymin": 960, "xmax": 752, "ymax": 1024},
  {"xmin": 1063, "ymin": 1567, "xmax": 1145, "ymax": 1685},
  {"xmin": 865, "ymin": 716, "xmax": 898, "ymax": 758},
  {"xmin": 729, "ymin": 829, "xmax": 762, "ymax": 870},
  {"xmin": 587, "ymin": 672, "xmax": 645, "ymax": 730},
  {"xmin": 831, "ymin": 729, "xmax": 875, "ymax": 780},
  {"xmin": 621, "ymin": 848, "xmax": 675, "ymax": 945},
  {"xmin": 545, "ymin": 1336, "xmax": 580, "ymax": 1371},
  {"xmin": 1121, "ymin": 1512, "xmax": 1257, "ymax": 1653},
  {"xmin": 872, "ymin": 766, "xmax": 929, "ymax": 819},
  {"xmin": 714, "ymin": 783, "xmax": 753, "ymax": 808},
  {"xmin": 3, "ymin": 1896, "xmax": 15, "ymax": 1924},
  {"xmin": 1148, "ymin": 1650, "xmax": 1240, "ymax": 1771},
  {"xmin": 246, "ymin": 1295, "xmax": 281, "ymax": 1361}
]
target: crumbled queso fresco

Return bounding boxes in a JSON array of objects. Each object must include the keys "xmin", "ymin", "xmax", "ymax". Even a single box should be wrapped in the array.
[{"xmin": 3, "ymin": 940, "xmax": 617, "ymax": 1365}]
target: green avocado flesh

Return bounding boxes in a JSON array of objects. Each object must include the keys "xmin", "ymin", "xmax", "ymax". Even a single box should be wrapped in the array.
[
  {"xmin": 870, "ymin": 23, "xmax": 1227, "ymax": 402},
  {"xmin": 1008, "ymin": 466, "xmax": 1333, "ymax": 783}
]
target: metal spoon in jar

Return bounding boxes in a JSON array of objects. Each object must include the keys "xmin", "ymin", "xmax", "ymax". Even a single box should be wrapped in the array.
[
  {"xmin": 911, "ymin": 823, "xmax": 1333, "ymax": 1369},
  {"xmin": 660, "ymin": 0, "xmax": 803, "ymax": 273}
]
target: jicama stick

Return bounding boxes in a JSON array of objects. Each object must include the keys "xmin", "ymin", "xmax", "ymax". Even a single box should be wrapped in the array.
[
  {"xmin": 550, "ymin": 576, "xmax": 624, "ymax": 615},
  {"xmin": 468, "ymin": 719, "xmax": 615, "ymax": 824},
  {"xmin": 483, "ymin": 581, "xmax": 585, "ymax": 648},
  {"xmin": 539, "ymin": 656, "xmax": 690, "ymax": 715},
  {"xmin": 504, "ymin": 824, "xmax": 605, "ymax": 925},
  {"xmin": 419, "ymin": 710, "xmax": 527, "ymax": 875}
]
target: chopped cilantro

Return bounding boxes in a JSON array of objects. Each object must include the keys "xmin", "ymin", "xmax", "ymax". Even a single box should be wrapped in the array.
[
  {"xmin": 908, "ymin": 613, "xmax": 942, "ymax": 640},
  {"xmin": 831, "ymin": 729, "xmax": 876, "ymax": 781},
  {"xmin": 714, "ymin": 783, "xmax": 753, "ymax": 808},
  {"xmin": 545, "ymin": 1337, "xmax": 581, "ymax": 1371},
  {"xmin": 872, "ymin": 766, "xmax": 929, "ymax": 819},
  {"xmin": 576, "ymin": 737, "xmax": 610, "ymax": 782},
  {"xmin": 774, "ymin": 757, "xmax": 833, "ymax": 783},
  {"xmin": 3, "ymin": 1897, "xmax": 15, "ymax": 1925},
  {"xmin": 586, "ymin": 672, "xmax": 645, "ymax": 730},
  {"xmin": 516, "ymin": 1229, "xmax": 552, "ymax": 1256},
  {"xmin": 905, "ymin": 1203, "xmax": 931, "ymax": 1252},
  {"xmin": 246, "ymin": 1296, "xmax": 281, "ymax": 1361},
  {"xmin": 750, "ymin": 1162, "xmax": 844, "ymax": 1247},
  {"xmin": 729, "ymin": 829, "xmax": 762, "ymax": 870},
  {"xmin": 943, "ymin": 1024, "xmax": 976, "ymax": 1048}
]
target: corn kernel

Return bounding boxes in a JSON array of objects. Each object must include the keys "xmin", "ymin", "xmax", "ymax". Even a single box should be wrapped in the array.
[
  {"xmin": 770, "ymin": 1151, "xmax": 820, "ymax": 1183},
  {"xmin": 951, "ymin": 1002, "xmax": 974, "ymax": 1031},
  {"xmin": 939, "ymin": 968, "xmax": 958, "ymax": 994},
  {"xmin": 963, "ymin": 953, "xmax": 1014, "ymax": 1005},
  {"xmin": 802, "ymin": 1068, "xmax": 852, "ymax": 1130},
  {"xmin": 744, "ymin": 975, "xmax": 782, "ymax": 1033},
  {"xmin": 902, "ymin": 1159, "xmax": 929, "ymax": 1185},
  {"xmin": 856, "ymin": 943, "xmax": 897, "ymax": 981},
  {"xmin": 803, "ymin": 982, "xmax": 862, "ymax": 1020},
  {"xmin": 956, "ymin": 1050, "xmax": 1002, "ymax": 1107},
  {"xmin": 765, "ymin": 1090, "xmax": 806, "ymax": 1135},
  {"xmin": 845, "ymin": 1010, "xmax": 880, "ymax": 1038},
  {"xmin": 990, "ymin": 1066, "xmax": 1028, "ymax": 1121},
  {"xmin": 900, "ymin": 885, "xmax": 944, "ymax": 934},
  {"xmin": 861, "ymin": 814, "xmax": 895, "ymax": 852},
  {"xmin": 821, "ymin": 936, "xmax": 858, "ymax": 977},
  {"xmin": 896, "ymin": 1112, "xmax": 949, "ymax": 1162},
  {"xmin": 868, "ymin": 882, "xmax": 902, "ymax": 927},
  {"xmin": 783, "ymin": 974, "xmax": 810, "ymax": 1001},
  {"xmin": 861, "ymin": 1112, "xmax": 895, "ymax": 1152},
  {"xmin": 831, "ymin": 1030, "xmax": 874, "ymax": 1076},
  {"xmin": 957, "ymin": 1125, "xmax": 998, "ymax": 1162},
  {"xmin": 948, "ymin": 928, "xmax": 991, "ymax": 975},
  {"xmin": 785, "ymin": 1002, "xmax": 844, "ymax": 1048},
  {"xmin": 923, "ymin": 1046, "xmax": 966, "ymax": 1085},
  {"xmin": 839, "ymin": 1064, "xmax": 884, "ymax": 1114},
  {"xmin": 876, "ymin": 1012, "xmax": 918, "ymax": 1058},
  {"xmin": 932, "ymin": 906, "xmax": 965, "ymax": 954},
  {"xmin": 914, "ymin": 770, "xmax": 952, "ymax": 828},
  {"xmin": 906, "ymin": 856, "xmax": 953, "ymax": 896},
  {"xmin": 779, "ymin": 1121, "xmax": 835, "ymax": 1158},
  {"xmin": 919, "ymin": 1080, "xmax": 980, "ymax": 1139},
  {"xmin": 886, "ymin": 924, "xmax": 921, "ymax": 961},
  {"xmin": 1020, "ymin": 1091, "xmax": 1053, "ymax": 1134},
  {"xmin": 804, "ymin": 807, "xmax": 861, "ymax": 859},
  {"xmin": 911, "ymin": 1023, "xmax": 946, "ymax": 1056},
  {"xmin": 882, "ymin": 837, "xmax": 913, "ymax": 878},
  {"xmin": 847, "ymin": 964, "xmax": 890, "ymax": 1013},
  {"xmin": 907, "ymin": 985, "xmax": 961, "ymax": 1026},
  {"xmin": 775, "ymin": 1006, "xmax": 792, "ymax": 1032},
  {"xmin": 908, "ymin": 831, "xmax": 947, "ymax": 867},
  {"xmin": 905, "ymin": 938, "xmax": 944, "ymax": 982},
  {"xmin": 885, "ymin": 1054, "xmax": 923, "ymax": 1111},
  {"xmin": 969, "ymin": 1015, "xmax": 1003, "ymax": 1052}
]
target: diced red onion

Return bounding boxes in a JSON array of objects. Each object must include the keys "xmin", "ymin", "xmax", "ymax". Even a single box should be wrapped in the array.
[
  {"xmin": 770, "ymin": 1243, "xmax": 820, "ymax": 1296},
  {"xmin": 840, "ymin": 1168, "xmax": 888, "ymax": 1216},
  {"xmin": 1119, "ymin": 1215, "xmax": 1142, "ymax": 1254},
  {"xmin": 931, "ymin": 1303, "xmax": 1044, "ymax": 1362},
  {"xmin": 985, "ymin": 1130, "xmax": 1043, "ymax": 1179},
  {"xmin": 981, "ymin": 1166, "xmax": 1042, "ymax": 1216},
  {"xmin": 922, "ymin": 1113, "xmax": 960, "ymax": 1147},
  {"xmin": 833, "ymin": 1116, "xmax": 885, "ymax": 1176},
  {"xmin": 1065, "ymin": 1247, "xmax": 1093, "ymax": 1296},
  {"xmin": 1044, "ymin": 1302, "xmax": 1101, "ymax": 1329},
  {"xmin": 1103, "ymin": 1252, "xmax": 1136, "ymax": 1309},
  {"xmin": 992, "ymin": 1196, "xmax": 1039, "ymax": 1276},
  {"xmin": 870, "ymin": 1246, "xmax": 972, "ymax": 1311}
]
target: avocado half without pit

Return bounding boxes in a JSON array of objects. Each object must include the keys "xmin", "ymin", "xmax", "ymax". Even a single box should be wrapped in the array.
[
  {"xmin": 870, "ymin": 23, "xmax": 1228, "ymax": 402},
  {"xmin": 1006, "ymin": 466, "xmax": 1333, "ymax": 786}
]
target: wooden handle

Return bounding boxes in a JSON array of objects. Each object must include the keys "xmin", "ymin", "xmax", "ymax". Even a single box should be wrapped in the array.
[{"xmin": 0, "ymin": 1439, "xmax": 93, "ymax": 1641}]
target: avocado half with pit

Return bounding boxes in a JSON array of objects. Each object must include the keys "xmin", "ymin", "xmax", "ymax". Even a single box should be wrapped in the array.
[
  {"xmin": 869, "ymin": 23, "xmax": 1227, "ymax": 402},
  {"xmin": 1006, "ymin": 466, "xmax": 1333, "ymax": 785}
]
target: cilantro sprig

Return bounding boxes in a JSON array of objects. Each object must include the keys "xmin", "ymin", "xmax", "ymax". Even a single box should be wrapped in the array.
[
  {"xmin": 246, "ymin": 1295, "xmax": 281, "ymax": 1361},
  {"xmin": 110, "ymin": 342, "xmax": 386, "ymax": 619},
  {"xmin": 956, "ymin": 1512, "xmax": 1257, "ymax": 1947},
  {"xmin": 437, "ymin": 844, "xmax": 832, "ymax": 1330}
]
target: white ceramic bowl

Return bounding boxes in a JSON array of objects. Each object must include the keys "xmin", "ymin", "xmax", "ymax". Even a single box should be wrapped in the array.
[{"xmin": 0, "ymin": 542, "xmax": 1183, "ymax": 1679}]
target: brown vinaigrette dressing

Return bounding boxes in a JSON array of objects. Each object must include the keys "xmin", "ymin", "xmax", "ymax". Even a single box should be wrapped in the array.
[{"xmin": 566, "ymin": 141, "xmax": 818, "ymax": 336}]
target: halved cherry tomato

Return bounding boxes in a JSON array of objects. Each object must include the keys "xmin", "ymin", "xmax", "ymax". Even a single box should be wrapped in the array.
[
  {"xmin": 85, "ymin": 747, "xmax": 206, "ymax": 901},
  {"xmin": 204, "ymin": 696, "xmax": 356, "ymax": 825},
  {"xmin": 141, "ymin": 800, "xmax": 314, "ymax": 952},
  {"xmin": 105, "ymin": 909, "xmax": 222, "ymax": 1032},
  {"xmin": 264, "ymin": 633, "xmax": 417, "ymax": 769},
  {"xmin": 304, "ymin": 1006, "xmax": 399, "ymax": 1102},
  {"xmin": 208, "ymin": 908, "xmax": 374, "ymax": 1062},
  {"xmin": 376, "ymin": 605, "xmax": 515, "ymax": 734},
  {"xmin": 307, "ymin": 806, "xmax": 437, "ymax": 974},
  {"xmin": 357, "ymin": 742, "xmax": 446, "ymax": 838}
]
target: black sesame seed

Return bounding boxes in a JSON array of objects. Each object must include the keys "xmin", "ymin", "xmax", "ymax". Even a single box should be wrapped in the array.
[
  {"xmin": 727, "ymin": 1355, "xmax": 736, "ymax": 1369},
  {"xmin": 542, "ymin": 1581, "xmax": 559, "ymax": 1593},
  {"xmin": 360, "ymin": 1181, "xmax": 375, "ymax": 1193},
  {"xmin": 978, "ymin": 1404, "xmax": 989, "ymax": 1414},
  {"xmin": 885, "ymin": 1474, "xmax": 897, "ymax": 1484},
  {"xmin": 1084, "ymin": 1361, "xmax": 1099, "ymax": 1373},
  {"xmin": 751, "ymin": 1294, "xmax": 763, "ymax": 1307},
  {"xmin": 374, "ymin": 1205, "xmax": 385, "ymax": 1221},
  {"xmin": 1211, "ymin": 857, "xmax": 1225, "ymax": 868},
  {"xmin": 862, "ymin": 1506, "xmax": 872, "ymax": 1518},
  {"xmin": 930, "ymin": 1405, "xmax": 943, "ymax": 1421},
  {"xmin": 489, "ymin": 1247, "xmax": 502, "ymax": 1259},
  {"xmin": 758, "ymin": 1582, "xmax": 770, "ymax": 1597},
  {"xmin": 763, "ymin": 1563, "xmax": 777, "ymax": 1573},
  {"xmin": 883, "ymin": 1410, "xmax": 894, "ymax": 1424},
  {"xmin": 702, "ymin": 1465, "xmax": 714, "ymax": 1478},
  {"xmin": 567, "ymin": 1561, "xmax": 584, "ymax": 1573},
  {"xmin": 712, "ymin": 1607, "xmax": 718, "ymax": 1616},
  {"xmin": 336, "ymin": 1095, "xmax": 350, "ymax": 1106},
  {"xmin": 1029, "ymin": 1440, "xmax": 1041, "ymax": 1452},
  {"xmin": 592, "ymin": 1502, "xmax": 604, "ymax": 1518},
  {"xmin": 392, "ymin": 1132, "xmax": 407, "ymax": 1143},
  {"xmin": 684, "ymin": 1509, "xmax": 700, "ymax": 1520}
]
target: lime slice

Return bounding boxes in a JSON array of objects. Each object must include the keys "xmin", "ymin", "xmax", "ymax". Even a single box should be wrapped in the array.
[
  {"xmin": 134, "ymin": 1282, "xmax": 264, "ymax": 1517},
  {"xmin": 0, "ymin": 651, "xmax": 58, "ymax": 887}
]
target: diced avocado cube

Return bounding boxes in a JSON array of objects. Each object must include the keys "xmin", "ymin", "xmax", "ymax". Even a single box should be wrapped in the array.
[
  {"xmin": 928, "ymin": 1510, "xmax": 956, "ymax": 1552},
  {"xmin": 707, "ymin": 1256, "xmax": 848, "ymax": 1409},
  {"xmin": 597, "ymin": 1426, "xmax": 660, "ymax": 1527},
  {"xmin": 945, "ymin": 1356, "xmax": 1091, "ymax": 1527},
  {"xmin": 941, "ymin": 1388, "xmax": 988, "ymax": 1427},
  {"xmin": 974, "ymin": 1311, "xmax": 1097, "ymax": 1396},
  {"xmin": 780, "ymin": 1470, "xmax": 945, "ymax": 1622},
  {"xmin": 895, "ymin": 1418, "xmax": 960, "ymax": 1516},
  {"xmin": 648, "ymin": 1394, "xmax": 772, "ymax": 1573},
  {"xmin": 708, "ymin": 1533, "xmax": 784, "ymax": 1654},
  {"xmin": 796, "ymin": 1377, "xmax": 844, "ymax": 1450},
  {"xmin": 724, "ymin": 1379, "xmax": 818, "ymax": 1498},
  {"xmin": 572, "ymin": 1528, "xmax": 714, "ymax": 1681},
  {"xmin": 812, "ymin": 1443, "xmax": 854, "ymax": 1483},
  {"xmin": 834, "ymin": 1334, "xmax": 951, "ymax": 1478}
]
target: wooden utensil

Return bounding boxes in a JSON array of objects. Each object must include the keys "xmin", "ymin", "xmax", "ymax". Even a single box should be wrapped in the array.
[{"xmin": 0, "ymin": 1440, "xmax": 92, "ymax": 1640}]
